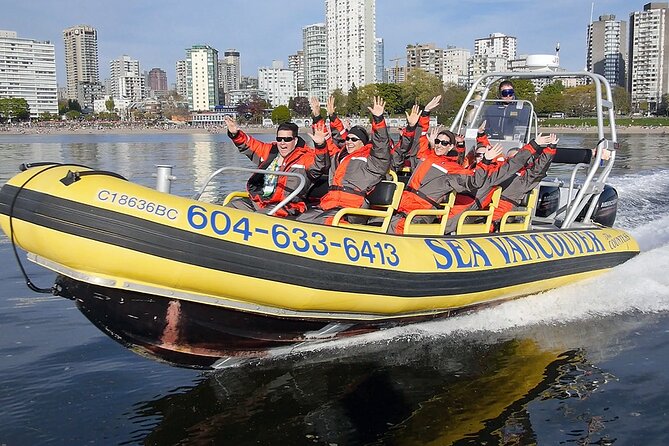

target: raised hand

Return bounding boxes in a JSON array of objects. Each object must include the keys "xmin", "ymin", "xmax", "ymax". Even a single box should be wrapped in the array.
[
  {"xmin": 535, "ymin": 133, "xmax": 554, "ymax": 146},
  {"xmin": 368, "ymin": 96, "xmax": 386, "ymax": 117},
  {"xmin": 343, "ymin": 118, "xmax": 351, "ymax": 131},
  {"xmin": 455, "ymin": 133, "xmax": 465, "ymax": 144},
  {"xmin": 326, "ymin": 95, "xmax": 336, "ymax": 116},
  {"xmin": 484, "ymin": 143, "xmax": 504, "ymax": 161},
  {"xmin": 309, "ymin": 97, "xmax": 321, "ymax": 117},
  {"xmin": 478, "ymin": 119, "xmax": 487, "ymax": 133},
  {"xmin": 223, "ymin": 115, "xmax": 239, "ymax": 134},
  {"xmin": 405, "ymin": 104, "xmax": 421, "ymax": 127},
  {"xmin": 427, "ymin": 125, "xmax": 444, "ymax": 148},
  {"xmin": 310, "ymin": 123, "xmax": 327, "ymax": 146},
  {"xmin": 424, "ymin": 95, "xmax": 442, "ymax": 113}
]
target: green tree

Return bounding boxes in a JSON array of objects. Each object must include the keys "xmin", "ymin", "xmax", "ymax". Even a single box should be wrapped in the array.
[
  {"xmin": 347, "ymin": 83, "xmax": 360, "ymax": 116},
  {"xmin": 271, "ymin": 105, "xmax": 291, "ymax": 124},
  {"xmin": 563, "ymin": 85, "xmax": 596, "ymax": 117},
  {"xmin": 67, "ymin": 99, "xmax": 82, "ymax": 113},
  {"xmin": 105, "ymin": 97, "xmax": 115, "ymax": 112},
  {"xmin": 0, "ymin": 98, "xmax": 30, "ymax": 122},
  {"xmin": 535, "ymin": 81, "xmax": 565, "ymax": 115},
  {"xmin": 613, "ymin": 86, "xmax": 631, "ymax": 115},
  {"xmin": 331, "ymin": 89, "xmax": 347, "ymax": 115},
  {"xmin": 437, "ymin": 83, "xmax": 469, "ymax": 122},
  {"xmin": 400, "ymin": 69, "xmax": 444, "ymax": 110},
  {"xmin": 357, "ymin": 84, "xmax": 378, "ymax": 112},
  {"xmin": 65, "ymin": 110, "xmax": 81, "ymax": 120},
  {"xmin": 376, "ymin": 83, "xmax": 404, "ymax": 115}
]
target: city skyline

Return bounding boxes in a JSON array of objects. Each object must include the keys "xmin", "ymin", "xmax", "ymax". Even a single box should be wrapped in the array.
[{"xmin": 3, "ymin": 0, "xmax": 639, "ymax": 88}]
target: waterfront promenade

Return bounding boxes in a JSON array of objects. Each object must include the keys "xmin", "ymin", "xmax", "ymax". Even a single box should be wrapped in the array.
[{"xmin": 2, "ymin": 121, "xmax": 667, "ymax": 136}]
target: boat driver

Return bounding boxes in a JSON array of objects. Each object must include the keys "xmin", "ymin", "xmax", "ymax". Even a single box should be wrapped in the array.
[{"xmin": 480, "ymin": 80, "xmax": 532, "ymax": 142}]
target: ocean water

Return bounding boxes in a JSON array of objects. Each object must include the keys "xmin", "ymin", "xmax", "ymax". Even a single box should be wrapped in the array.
[{"xmin": 0, "ymin": 131, "xmax": 668, "ymax": 445}]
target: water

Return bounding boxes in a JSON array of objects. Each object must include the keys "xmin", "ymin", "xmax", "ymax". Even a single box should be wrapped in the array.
[{"xmin": 1, "ymin": 132, "xmax": 668, "ymax": 445}]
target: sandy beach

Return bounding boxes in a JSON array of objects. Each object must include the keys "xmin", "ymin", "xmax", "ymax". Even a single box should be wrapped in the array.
[{"xmin": 1, "ymin": 123, "xmax": 668, "ymax": 136}]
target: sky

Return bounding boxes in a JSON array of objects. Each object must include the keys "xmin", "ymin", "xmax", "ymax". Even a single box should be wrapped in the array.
[{"xmin": 2, "ymin": 0, "xmax": 637, "ymax": 88}]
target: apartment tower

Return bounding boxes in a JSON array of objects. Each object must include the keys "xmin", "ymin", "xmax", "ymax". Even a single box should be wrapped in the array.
[
  {"xmin": 62, "ymin": 25, "xmax": 99, "ymax": 102},
  {"xmin": 186, "ymin": 45, "xmax": 219, "ymax": 111},
  {"xmin": 587, "ymin": 14, "xmax": 627, "ymax": 88},
  {"xmin": 628, "ymin": 3, "xmax": 669, "ymax": 111},
  {"xmin": 0, "ymin": 30, "xmax": 58, "ymax": 117},
  {"xmin": 325, "ymin": 0, "xmax": 376, "ymax": 93},
  {"xmin": 303, "ymin": 23, "xmax": 328, "ymax": 103}
]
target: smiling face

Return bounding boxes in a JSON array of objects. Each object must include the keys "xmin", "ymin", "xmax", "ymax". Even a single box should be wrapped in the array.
[
  {"xmin": 345, "ymin": 135, "xmax": 364, "ymax": 153},
  {"xmin": 275, "ymin": 130, "xmax": 297, "ymax": 157},
  {"xmin": 433, "ymin": 133, "xmax": 454, "ymax": 156}
]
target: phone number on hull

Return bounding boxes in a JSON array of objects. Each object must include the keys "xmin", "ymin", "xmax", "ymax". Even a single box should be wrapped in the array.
[{"xmin": 187, "ymin": 205, "xmax": 400, "ymax": 266}]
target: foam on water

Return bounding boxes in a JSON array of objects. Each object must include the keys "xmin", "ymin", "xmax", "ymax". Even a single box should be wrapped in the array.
[{"xmin": 279, "ymin": 192, "xmax": 669, "ymax": 362}]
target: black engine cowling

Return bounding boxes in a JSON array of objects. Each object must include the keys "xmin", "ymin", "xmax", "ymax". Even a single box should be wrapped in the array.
[{"xmin": 578, "ymin": 184, "xmax": 618, "ymax": 227}]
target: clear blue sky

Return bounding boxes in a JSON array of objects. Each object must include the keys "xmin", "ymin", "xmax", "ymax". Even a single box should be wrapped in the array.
[{"xmin": 2, "ymin": 0, "xmax": 637, "ymax": 87}]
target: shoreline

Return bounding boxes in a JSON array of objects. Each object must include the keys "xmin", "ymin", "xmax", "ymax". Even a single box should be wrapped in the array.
[{"xmin": 1, "ymin": 124, "xmax": 667, "ymax": 136}]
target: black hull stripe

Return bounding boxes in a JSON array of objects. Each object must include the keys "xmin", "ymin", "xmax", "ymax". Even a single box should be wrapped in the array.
[{"xmin": 1, "ymin": 184, "xmax": 637, "ymax": 297}]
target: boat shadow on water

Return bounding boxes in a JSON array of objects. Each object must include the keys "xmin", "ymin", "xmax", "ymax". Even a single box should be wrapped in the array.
[{"xmin": 125, "ymin": 327, "xmax": 617, "ymax": 446}]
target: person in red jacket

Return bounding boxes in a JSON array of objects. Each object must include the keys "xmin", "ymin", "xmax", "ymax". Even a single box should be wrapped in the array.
[
  {"xmin": 390, "ymin": 133, "xmax": 555, "ymax": 234},
  {"xmin": 298, "ymin": 96, "xmax": 392, "ymax": 225},
  {"xmin": 223, "ymin": 116, "xmax": 328, "ymax": 218}
]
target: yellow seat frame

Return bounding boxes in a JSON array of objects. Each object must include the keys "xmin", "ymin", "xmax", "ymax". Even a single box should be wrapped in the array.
[
  {"xmin": 403, "ymin": 193, "xmax": 455, "ymax": 235},
  {"xmin": 455, "ymin": 187, "xmax": 502, "ymax": 235},
  {"xmin": 499, "ymin": 188, "xmax": 539, "ymax": 232}
]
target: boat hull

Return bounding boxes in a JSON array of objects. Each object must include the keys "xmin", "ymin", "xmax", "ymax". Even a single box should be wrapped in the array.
[{"xmin": 0, "ymin": 164, "xmax": 641, "ymax": 368}]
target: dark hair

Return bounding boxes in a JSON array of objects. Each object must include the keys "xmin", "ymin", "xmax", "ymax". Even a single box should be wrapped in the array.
[
  {"xmin": 499, "ymin": 80, "xmax": 514, "ymax": 91},
  {"xmin": 277, "ymin": 122, "xmax": 298, "ymax": 137},
  {"xmin": 436, "ymin": 130, "xmax": 456, "ymax": 145}
]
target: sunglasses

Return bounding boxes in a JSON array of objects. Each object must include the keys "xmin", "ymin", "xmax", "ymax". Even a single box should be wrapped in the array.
[
  {"xmin": 434, "ymin": 138, "xmax": 452, "ymax": 146},
  {"xmin": 345, "ymin": 136, "xmax": 361, "ymax": 142},
  {"xmin": 275, "ymin": 136, "xmax": 295, "ymax": 142},
  {"xmin": 500, "ymin": 88, "xmax": 515, "ymax": 98},
  {"xmin": 475, "ymin": 152, "xmax": 486, "ymax": 158}
]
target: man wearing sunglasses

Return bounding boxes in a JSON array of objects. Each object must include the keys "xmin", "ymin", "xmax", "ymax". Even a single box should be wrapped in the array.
[
  {"xmin": 223, "ymin": 115, "xmax": 327, "ymax": 217},
  {"xmin": 480, "ymin": 80, "xmax": 532, "ymax": 142}
]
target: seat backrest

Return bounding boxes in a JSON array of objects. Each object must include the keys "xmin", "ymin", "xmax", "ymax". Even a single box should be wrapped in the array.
[{"xmin": 367, "ymin": 181, "xmax": 396, "ymax": 206}]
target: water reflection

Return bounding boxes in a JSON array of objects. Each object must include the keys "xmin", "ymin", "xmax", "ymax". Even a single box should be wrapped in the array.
[{"xmin": 127, "ymin": 331, "xmax": 611, "ymax": 446}]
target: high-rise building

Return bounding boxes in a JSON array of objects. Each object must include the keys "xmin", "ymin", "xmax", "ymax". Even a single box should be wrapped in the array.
[
  {"xmin": 175, "ymin": 59, "xmax": 187, "ymax": 98},
  {"xmin": 474, "ymin": 32, "xmax": 517, "ymax": 60},
  {"xmin": 587, "ymin": 14, "xmax": 627, "ymax": 88},
  {"xmin": 303, "ymin": 23, "xmax": 328, "ymax": 103},
  {"xmin": 109, "ymin": 55, "xmax": 145, "ymax": 101},
  {"xmin": 223, "ymin": 49, "xmax": 241, "ymax": 92},
  {"xmin": 628, "ymin": 3, "xmax": 669, "ymax": 111},
  {"xmin": 147, "ymin": 68, "xmax": 168, "ymax": 95},
  {"xmin": 288, "ymin": 50, "xmax": 305, "ymax": 90},
  {"xmin": 258, "ymin": 60, "xmax": 297, "ymax": 107},
  {"xmin": 443, "ymin": 46, "xmax": 470, "ymax": 87},
  {"xmin": 375, "ymin": 38, "xmax": 384, "ymax": 83},
  {"xmin": 325, "ymin": 0, "xmax": 376, "ymax": 93},
  {"xmin": 0, "ymin": 30, "xmax": 58, "ymax": 118},
  {"xmin": 186, "ymin": 45, "xmax": 219, "ymax": 111},
  {"xmin": 63, "ymin": 25, "xmax": 100, "ymax": 103},
  {"xmin": 406, "ymin": 43, "xmax": 444, "ymax": 79}
]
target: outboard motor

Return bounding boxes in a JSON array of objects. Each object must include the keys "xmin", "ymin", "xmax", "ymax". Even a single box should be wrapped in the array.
[
  {"xmin": 535, "ymin": 185, "xmax": 560, "ymax": 218},
  {"xmin": 578, "ymin": 184, "xmax": 618, "ymax": 227}
]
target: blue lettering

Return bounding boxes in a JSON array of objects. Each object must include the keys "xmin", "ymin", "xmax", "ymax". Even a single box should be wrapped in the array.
[
  {"xmin": 489, "ymin": 237, "xmax": 512, "ymax": 264},
  {"xmin": 564, "ymin": 232, "xmax": 585, "ymax": 254},
  {"xmin": 575, "ymin": 232, "xmax": 594, "ymax": 253},
  {"xmin": 585, "ymin": 231, "xmax": 605, "ymax": 252},
  {"xmin": 425, "ymin": 239, "xmax": 453, "ymax": 269},
  {"xmin": 465, "ymin": 239, "xmax": 492, "ymax": 267},
  {"xmin": 515, "ymin": 235, "xmax": 540, "ymax": 260},
  {"xmin": 445, "ymin": 240, "xmax": 472, "ymax": 268},
  {"xmin": 544, "ymin": 234, "xmax": 565, "ymax": 257},
  {"xmin": 529, "ymin": 234, "xmax": 554, "ymax": 259},
  {"xmin": 502, "ymin": 236, "xmax": 530, "ymax": 262}
]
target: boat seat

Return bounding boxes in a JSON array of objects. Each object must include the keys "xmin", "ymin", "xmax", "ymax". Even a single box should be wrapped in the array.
[
  {"xmin": 403, "ymin": 193, "xmax": 455, "ymax": 235},
  {"xmin": 500, "ymin": 188, "xmax": 539, "ymax": 232},
  {"xmin": 455, "ymin": 187, "xmax": 502, "ymax": 235},
  {"xmin": 331, "ymin": 179, "xmax": 405, "ymax": 233},
  {"xmin": 222, "ymin": 191, "xmax": 249, "ymax": 206}
]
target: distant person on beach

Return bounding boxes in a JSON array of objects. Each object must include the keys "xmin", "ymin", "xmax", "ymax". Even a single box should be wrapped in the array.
[{"xmin": 223, "ymin": 116, "xmax": 328, "ymax": 217}]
